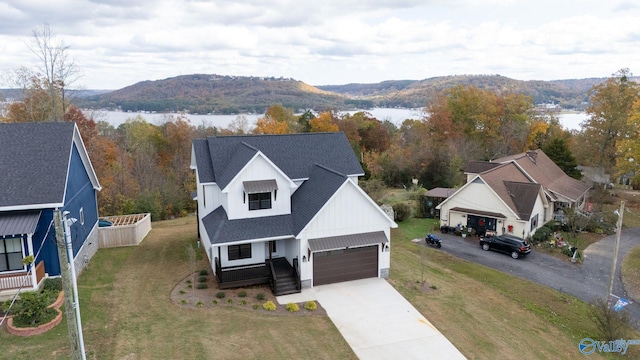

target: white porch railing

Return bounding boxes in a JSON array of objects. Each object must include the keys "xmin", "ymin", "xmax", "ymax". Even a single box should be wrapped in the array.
[{"xmin": 0, "ymin": 261, "xmax": 45, "ymax": 291}]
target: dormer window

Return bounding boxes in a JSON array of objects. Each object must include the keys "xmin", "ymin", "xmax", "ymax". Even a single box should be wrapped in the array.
[
  {"xmin": 243, "ymin": 179, "xmax": 278, "ymax": 211},
  {"xmin": 249, "ymin": 192, "xmax": 271, "ymax": 210}
]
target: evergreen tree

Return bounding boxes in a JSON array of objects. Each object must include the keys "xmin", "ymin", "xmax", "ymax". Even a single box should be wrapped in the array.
[{"xmin": 543, "ymin": 138, "xmax": 582, "ymax": 179}]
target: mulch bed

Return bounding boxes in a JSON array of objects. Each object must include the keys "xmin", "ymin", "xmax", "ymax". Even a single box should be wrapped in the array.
[{"xmin": 169, "ymin": 271, "xmax": 326, "ymax": 316}]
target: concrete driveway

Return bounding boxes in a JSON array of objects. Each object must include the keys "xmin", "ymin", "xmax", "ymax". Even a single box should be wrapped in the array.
[{"xmin": 277, "ymin": 278, "xmax": 466, "ymax": 360}]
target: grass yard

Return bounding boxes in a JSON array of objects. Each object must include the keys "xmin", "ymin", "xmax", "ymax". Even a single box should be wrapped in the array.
[
  {"xmin": 2, "ymin": 215, "xmax": 639, "ymax": 359},
  {"xmin": 388, "ymin": 218, "xmax": 640, "ymax": 359},
  {"xmin": 622, "ymin": 245, "xmax": 640, "ymax": 303},
  {"xmin": 0, "ymin": 216, "xmax": 355, "ymax": 360}
]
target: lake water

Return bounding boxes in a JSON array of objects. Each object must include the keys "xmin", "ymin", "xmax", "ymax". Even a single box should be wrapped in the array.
[{"xmin": 90, "ymin": 108, "xmax": 585, "ymax": 131}]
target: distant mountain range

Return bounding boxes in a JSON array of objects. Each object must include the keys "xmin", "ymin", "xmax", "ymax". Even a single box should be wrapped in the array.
[{"xmin": 3, "ymin": 73, "xmax": 632, "ymax": 114}]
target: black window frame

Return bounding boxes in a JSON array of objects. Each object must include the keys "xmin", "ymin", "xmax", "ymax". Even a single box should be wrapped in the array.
[
  {"xmin": 228, "ymin": 243, "xmax": 252, "ymax": 260},
  {"xmin": 0, "ymin": 237, "xmax": 24, "ymax": 272},
  {"xmin": 248, "ymin": 192, "xmax": 271, "ymax": 210}
]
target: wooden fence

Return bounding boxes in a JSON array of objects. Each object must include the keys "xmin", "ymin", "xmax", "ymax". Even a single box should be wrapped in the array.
[{"xmin": 98, "ymin": 213, "xmax": 152, "ymax": 248}]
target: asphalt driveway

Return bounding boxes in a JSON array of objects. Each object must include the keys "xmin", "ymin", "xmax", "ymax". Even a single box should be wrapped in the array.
[
  {"xmin": 427, "ymin": 228, "xmax": 640, "ymax": 325},
  {"xmin": 277, "ymin": 277, "xmax": 466, "ymax": 360}
]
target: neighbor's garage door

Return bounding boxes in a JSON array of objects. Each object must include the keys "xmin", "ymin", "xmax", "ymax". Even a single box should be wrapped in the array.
[{"xmin": 313, "ymin": 245, "xmax": 378, "ymax": 286}]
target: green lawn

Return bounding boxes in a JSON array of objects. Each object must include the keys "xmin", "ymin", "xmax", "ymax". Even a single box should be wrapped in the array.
[{"xmin": 2, "ymin": 216, "xmax": 638, "ymax": 359}]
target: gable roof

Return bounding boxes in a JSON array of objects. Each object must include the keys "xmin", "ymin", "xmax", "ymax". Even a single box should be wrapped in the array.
[
  {"xmin": 193, "ymin": 133, "xmax": 363, "ymax": 188},
  {"xmin": 478, "ymin": 163, "xmax": 542, "ymax": 220},
  {"xmin": 493, "ymin": 149, "xmax": 590, "ymax": 202},
  {"xmin": 0, "ymin": 122, "xmax": 101, "ymax": 210},
  {"xmin": 463, "ymin": 161, "xmax": 502, "ymax": 174},
  {"xmin": 202, "ymin": 164, "xmax": 350, "ymax": 244},
  {"xmin": 291, "ymin": 164, "xmax": 349, "ymax": 234}
]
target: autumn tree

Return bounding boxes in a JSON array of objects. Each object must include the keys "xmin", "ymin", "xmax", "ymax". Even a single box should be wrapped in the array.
[
  {"xmin": 616, "ymin": 98, "xmax": 640, "ymax": 187},
  {"xmin": 253, "ymin": 104, "xmax": 297, "ymax": 134},
  {"xmin": 309, "ymin": 111, "xmax": 338, "ymax": 132},
  {"xmin": 578, "ymin": 68, "xmax": 640, "ymax": 172}
]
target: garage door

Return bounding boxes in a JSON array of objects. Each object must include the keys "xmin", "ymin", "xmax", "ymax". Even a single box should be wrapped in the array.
[{"xmin": 313, "ymin": 245, "xmax": 378, "ymax": 286}]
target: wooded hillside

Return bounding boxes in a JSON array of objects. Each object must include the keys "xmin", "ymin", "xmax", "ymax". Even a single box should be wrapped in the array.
[{"xmin": 77, "ymin": 74, "xmax": 347, "ymax": 114}]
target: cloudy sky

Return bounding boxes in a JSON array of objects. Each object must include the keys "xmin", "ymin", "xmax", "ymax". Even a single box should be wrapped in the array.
[{"xmin": 1, "ymin": 0, "xmax": 639, "ymax": 90}]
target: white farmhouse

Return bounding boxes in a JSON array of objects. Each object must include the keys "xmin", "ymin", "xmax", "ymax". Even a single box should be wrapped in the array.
[{"xmin": 191, "ymin": 133, "xmax": 396, "ymax": 295}]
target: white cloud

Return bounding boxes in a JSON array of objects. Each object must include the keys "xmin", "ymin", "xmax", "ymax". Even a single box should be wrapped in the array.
[{"xmin": 0, "ymin": 0, "xmax": 639, "ymax": 88}]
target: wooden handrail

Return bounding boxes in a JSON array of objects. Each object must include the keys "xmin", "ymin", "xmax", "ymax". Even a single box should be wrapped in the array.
[{"xmin": 35, "ymin": 261, "xmax": 45, "ymax": 284}]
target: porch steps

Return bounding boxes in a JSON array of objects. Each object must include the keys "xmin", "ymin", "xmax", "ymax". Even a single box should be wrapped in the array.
[{"xmin": 272, "ymin": 258, "xmax": 301, "ymax": 296}]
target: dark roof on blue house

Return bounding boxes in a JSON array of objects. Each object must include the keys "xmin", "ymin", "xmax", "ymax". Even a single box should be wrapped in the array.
[
  {"xmin": 0, "ymin": 122, "xmax": 76, "ymax": 209},
  {"xmin": 193, "ymin": 132, "xmax": 364, "ymax": 188}
]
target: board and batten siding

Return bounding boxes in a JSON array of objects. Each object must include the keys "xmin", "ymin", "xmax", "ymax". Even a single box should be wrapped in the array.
[
  {"xmin": 224, "ymin": 155, "xmax": 293, "ymax": 220},
  {"xmin": 298, "ymin": 181, "xmax": 392, "ymax": 285}
]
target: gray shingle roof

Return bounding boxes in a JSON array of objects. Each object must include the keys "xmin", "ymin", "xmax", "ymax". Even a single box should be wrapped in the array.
[
  {"xmin": 193, "ymin": 133, "xmax": 363, "ymax": 188},
  {"xmin": 202, "ymin": 164, "xmax": 350, "ymax": 244},
  {"xmin": 291, "ymin": 164, "xmax": 348, "ymax": 234},
  {"xmin": 202, "ymin": 206, "xmax": 293, "ymax": 244},
  {"xmin": 0, "ymin": 122, "xmax": 75, "ymax": 208}
]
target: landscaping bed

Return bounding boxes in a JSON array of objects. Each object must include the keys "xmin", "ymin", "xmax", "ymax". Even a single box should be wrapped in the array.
[{"xmin": 170, "ymin": 270, "xmax": 326, "ymax": 316}]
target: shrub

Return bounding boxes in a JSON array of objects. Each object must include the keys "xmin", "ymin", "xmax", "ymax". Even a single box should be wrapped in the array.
[
  {"xmin": 179, "ymin": 290, "xmax": 185, "ymax": 295},
  {"xmin": 198, "ymin": 276, "xmax": 207, "ymax": 283},
  {"xmin": 42, "ymin": 278, "xmax": 62, "ymax": 293},
  {"xmin": 180, "ymin": 299, "xmax": 188, "ymax": 305},
  {"xmin": 240, "ymin": 300, "xmax": 247, "ymax": 305},
  {"xmin": 392, "ymin": 203, "xmax": 411, "ymax": 222},
  {"xmin": 589, "ymin": 298, "xmax": 634, "ymax": 341},
  {"xmin": 286, "ymin": 303, "xmax": 300, "ymax": 312},
  {"xmin": 196, "ymin": 301, "xmax": 204, "ymax": 307},
  {"xmin": 199, "ymin": 269, "xmax": 209, "ymax": 276},
  {"xmin": 227, "ymin": 298, "xmax": 233, "ymax": 304},
  {"xmin": 238, "ymin": 291, "xmax": 247, "ymax": 298},
  {"xmin": 304, "ymin": 301, "xmax": 317, "ymax": 311},
  {"xmin": 216, "ymin": 291, "xmax": 226, "ymax": 299},
  {"xmin": 532, "ymin": 226, "xmax": 553, "ymax": 243},
  {"xmin": 252, "ymin": 304, "xmax": 260, "ymax": 310},
  {"xmin": 256, "ymin": 293, "xmax": 265, "ymax": 301},
  {"xmin": 197, "ymin": 283, "xmax": 208, "ymax": 289},
  {"xmin": 5, "ymin": 291, "xmax": 56, "ymax": 327},
  {"xmin": 263, "ymin": 301, "xmax": 277, "ymax": 311},
  {"xmin": 186, "ymin": 279, "xmax": 192, "ymax": 284},
  {"xmin": 212, "ymin": 299, "xmax": 218, "ymax": 305}
]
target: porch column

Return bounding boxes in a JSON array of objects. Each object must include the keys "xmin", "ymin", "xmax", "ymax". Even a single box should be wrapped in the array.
[{"xmin": 27, "ymin": 233, "xmax": 37, "ymax": 288}]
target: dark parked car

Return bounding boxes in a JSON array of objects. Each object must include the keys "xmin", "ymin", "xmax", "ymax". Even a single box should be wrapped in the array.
[{"xmin": 479, "ymin": 234, "xmax": 531, "ymax": 259}]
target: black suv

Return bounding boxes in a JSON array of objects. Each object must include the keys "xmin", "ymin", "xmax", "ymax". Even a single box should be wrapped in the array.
[{"xmin": 479, "ymin": 234, "xmax": 531, "ymax": 259}]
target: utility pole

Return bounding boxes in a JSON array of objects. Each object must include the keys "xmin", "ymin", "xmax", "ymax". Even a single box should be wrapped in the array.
[
  {"xmin": 54, "ymin": 210, "xmax": 83, "ymax": 360},
  {"xmin": 608, "ymin": 201, "xmax": 625, "ymax": 302}
]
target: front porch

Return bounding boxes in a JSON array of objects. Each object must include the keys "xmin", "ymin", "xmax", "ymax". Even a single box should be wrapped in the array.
[
  {"xmin": 0, "ymin": 261, "xmax": 46, "ymax": 296},
  {"xmin": 214, "ymin": 257, "xmax": 301, "ymax": 296}
]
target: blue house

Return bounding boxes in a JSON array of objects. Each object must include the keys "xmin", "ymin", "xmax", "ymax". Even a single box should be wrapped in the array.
[{"xmin": 0, "ymin": 122, "xmax": 101, "ymax": 297}]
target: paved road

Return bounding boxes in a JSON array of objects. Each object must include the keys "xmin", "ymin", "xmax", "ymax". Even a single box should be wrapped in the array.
[{"xmin": 422, "ymin": 229, "xmax": 640, "ymax": 326}]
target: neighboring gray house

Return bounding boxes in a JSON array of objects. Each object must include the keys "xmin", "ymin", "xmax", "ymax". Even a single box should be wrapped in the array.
[{"xmin": 191, "ymin": 133, "xmax": 397, "ymax": 295}]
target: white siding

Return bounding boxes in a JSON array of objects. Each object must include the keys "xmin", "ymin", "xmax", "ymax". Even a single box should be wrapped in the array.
[
  {"xmin": 217, "ymin": 242, "xmax": 266, "ymax": 267},
  {"xmin": 439, "ymin": 181, "xmax": 513, "ymax": 227},
  {"xmin": 297, "ymin": 181, "xmax": 393, "ymax": 286},
  {"xmin": 224, "ymin": 155, "xmax": 293, "ymax": 220}
]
